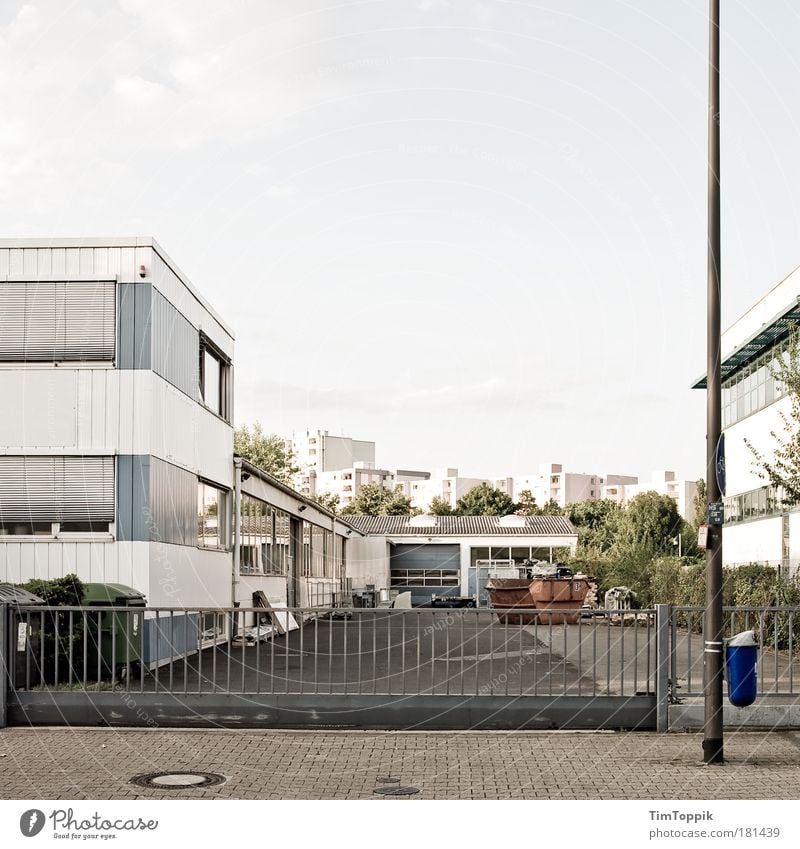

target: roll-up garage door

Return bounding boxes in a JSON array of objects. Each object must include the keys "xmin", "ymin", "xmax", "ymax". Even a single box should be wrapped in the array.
[{"xmin": 390, "ymin": 543, "xmax": 461, "ymax": 606}]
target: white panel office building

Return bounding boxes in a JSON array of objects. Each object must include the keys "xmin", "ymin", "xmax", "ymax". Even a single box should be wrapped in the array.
[
  {"xmin": 0, "ymin": 238, "xmax": 236, "ymax": 659},
  {"xmin": 0, "ymin": 238, "xmax": 358, "ymax": 660},
  {"xmin": 693, "ymin": 263, "xmax": 800, "ymax": 572}
]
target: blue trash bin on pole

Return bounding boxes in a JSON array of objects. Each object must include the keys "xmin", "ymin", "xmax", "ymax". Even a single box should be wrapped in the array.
[{"xmin": 726, "ymin": 630, "xmax": 758, "ymax": 707}]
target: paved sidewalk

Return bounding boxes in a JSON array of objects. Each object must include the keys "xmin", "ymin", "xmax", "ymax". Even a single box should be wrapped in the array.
[{"xmin": 2, "ymin": 728, "xmax": 800, "ymax": 799}]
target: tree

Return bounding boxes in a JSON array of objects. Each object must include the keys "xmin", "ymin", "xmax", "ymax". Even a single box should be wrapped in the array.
[
  {"xmin": 746, "ymin": 337, "xmax": 800, "ymax": 505},
  {"xmin": 234, "ymin": 422, "xmax": 298, "ymax": 483},
  {"xmin": 454, "ymin": 483, "xmax": 515, "ymax": 516},
  {"xmin": 567, "ymin": 499, "xmax": 621, "ymax": 553},
  {"xmin": 539, "ymin": 498, "xmax": 565, "ymax": 516},
  {"xmin": 514, "ymin": 490, "xmax": 539, "ymax": 516},
  {"xmin": 692, "ymin": 478, "xmax": 707, "ymax": 529},
  {"xmin": 428, "ymin": 495, "xmax": 454, "ymax": 515},
  {"xmin": 341, "ymin": 483, "xmax": 413, "ymax": 516},
  {"xmin": 312, "ymin": 492, "xmax": 341, "ymax": 514},
  {"xmin": 614, "ymin": 491, "xmax": 684, "ymax": 554}
]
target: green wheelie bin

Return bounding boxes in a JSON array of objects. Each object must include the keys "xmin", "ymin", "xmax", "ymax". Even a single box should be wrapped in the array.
[{"xmin": 82, "ymin": 583, "xmax": 146, "ymax": 682}]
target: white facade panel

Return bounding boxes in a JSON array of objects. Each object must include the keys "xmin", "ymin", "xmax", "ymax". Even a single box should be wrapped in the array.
[
  {"xmin": 0, "ymin": 540, "xmax": 150, "ymax": 593},
  {"xmin": 0, "ymin": 370, "xmax": 78, "ymax": 449},
  {"xmin": 148, "ymin": 542, "xmax": 230, "ymax": 608},
  {"xmin": 0, "ymin": 243, "xmax": 146, "ymax": 283},
  {"xmin": 725, "ymin": 397, "xmax": 789, "ymax": 496},
  {"xmin": 723, "ymin": 517, "xmax": 782, "ymax": 568},
  {"xmin": 150, "ymin": 374, "xmax": 232, "ymax": 486}
]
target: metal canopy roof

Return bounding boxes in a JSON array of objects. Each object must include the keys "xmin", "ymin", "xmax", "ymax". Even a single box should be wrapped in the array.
[{"xmin": 692, "ymin": 299, "xmax": 800, "ymax": 389}]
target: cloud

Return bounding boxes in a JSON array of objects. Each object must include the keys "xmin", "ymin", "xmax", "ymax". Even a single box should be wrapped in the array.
[
  {"xmin": 417, "ymin": 0, "xmax": 452, "ymax": 12},
  {"xmin": 265, "ymin": 185, "xmax": 298, "ymax": 199},
  {"xmin": 0, "ymin": 0, "xmax": 344, "ymax": 214}
]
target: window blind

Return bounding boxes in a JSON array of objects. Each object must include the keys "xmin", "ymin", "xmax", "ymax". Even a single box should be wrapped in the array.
[
  {"xmin": 0, "ymin": 456, "xmax": 115, "ymax": 524},
  {"xmin": 0, "ymin": 281, "xmax": 116, "ymax": 362}
]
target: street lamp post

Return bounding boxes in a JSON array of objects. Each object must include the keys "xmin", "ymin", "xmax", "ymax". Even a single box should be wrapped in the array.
[{"xmin": 704, "ymin": 0, "xmax": 725, "ymax": 765}]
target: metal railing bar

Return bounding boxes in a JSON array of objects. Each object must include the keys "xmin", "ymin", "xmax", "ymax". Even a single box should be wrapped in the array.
[
  {"xmin": 68, "ymin": 611, "xmax": 74, "ymax": 687},
  {"xmin": 54, "ymin": 611, "xmax": 60, "ymax": 687},
  {"xmin": 183, "ymin": 614, "xmax": 189, "ymax": 695}
]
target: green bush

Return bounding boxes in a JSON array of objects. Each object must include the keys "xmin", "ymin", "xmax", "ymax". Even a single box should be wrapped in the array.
[{"xmin": 19, "ymin": 574, "xmax": 85, "ymax": 685}]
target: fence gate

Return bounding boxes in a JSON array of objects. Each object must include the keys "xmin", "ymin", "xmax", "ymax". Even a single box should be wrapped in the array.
[{"xmin": 2, "ymin": 603, "xmax": 660, "ymax": 731}]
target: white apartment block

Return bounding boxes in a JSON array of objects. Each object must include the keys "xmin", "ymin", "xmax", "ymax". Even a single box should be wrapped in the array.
[
  {"xmin": 604, "ymin": 471, "xmax": 699, "ymax": 521},
  {"xmin": 513, "ymin": 464, "xmax": 638, "ymax": 509},
  {"xmin": 693, "ymin": 263, "xmax": 800, "ymax": 573},
  {"xmin": 408, "ymin": 468, "xmax": 491, "ymax": 511},
  {"xmin": 289, "ymin": 429, "xmax": 375, "ymax": 496},
  {"xmin": 314, "ymin": 464, "xmax": 429, "ymax": 509}
]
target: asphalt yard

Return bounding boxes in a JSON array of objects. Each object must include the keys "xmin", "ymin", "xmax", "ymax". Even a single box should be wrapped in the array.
[{"xmin": 134, "ymin": 610, "xmax": 651, "ymax": 697}]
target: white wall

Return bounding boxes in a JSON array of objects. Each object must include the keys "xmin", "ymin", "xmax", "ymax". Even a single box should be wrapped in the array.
[
  {"xmin": 722, "ymin": 518, "xmax": 782, "ymax": 567},
  {"xmin": 0, "ymin": 241, "xmax": 151, "ymax": 284},
  {"xmin": 151, "ymin": 374, "xmax": 233, "ymax": 486},
  {"xmin": 0, "ymin": 540, "xmax": 150, "ymax": 595},
  {"xmin": 0, "ymin": 367, "xmax": 232, "ymax": 487},
  {"xmin": 235, "ymin": 574, "xmax": 288, "ymax": 608},
  {"xmin": 725, "ymin": 397, "xmax": 789, "ymax": 496},
  {"xmin": 0, "ymin": 368, "xmax": 117, "ymax": 452},
  {"xmin": 148, "ymin": 542, "xmax": 230, "ymax": 607}
]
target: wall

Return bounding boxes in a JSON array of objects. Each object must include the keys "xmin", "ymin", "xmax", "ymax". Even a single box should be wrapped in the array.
[
  {"xmin": 722, "ymin": 517, "xmax": 782, "ymax": 567},
  {"xmin": 0, "ymin": 368, "xmax": 117, "ymax": 451},
  {"xmin": 725, "ymin": 396, "xmax": 789, "ymax": 496},
  {"xmin": 235, "ymin": 574, "xmax": 288, "ymax": 608},
  {"xmin": 147, "ymin": 542, "xmax": 230, "ymax": 608},
  {"xmin": 0, "ymin": 540, "xmax": 150, "ymax": 595}
]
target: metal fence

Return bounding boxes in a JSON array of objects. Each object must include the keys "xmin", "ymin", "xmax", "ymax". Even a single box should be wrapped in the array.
[
  {"xmin": 671, "ymin": 606, "xmax": 800, "ymax": 698},
  {"xmin": 4, "ymin": 605, "xmax": 657, "ymax": 699}
]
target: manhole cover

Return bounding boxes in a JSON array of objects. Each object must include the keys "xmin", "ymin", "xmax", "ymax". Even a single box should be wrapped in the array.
[
  {"xmin": 130, "ymin": 771, "xmax": 226, "ymax": 789},
  {"xmin": 376, "ymin": 776, "xmax": 401, "ymax": 783},
  {"xmin": 373, "ymin": 785, "xmax": 419, "ymax": 796}
]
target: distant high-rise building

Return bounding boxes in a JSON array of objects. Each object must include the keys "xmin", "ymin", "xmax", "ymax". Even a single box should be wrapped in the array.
[{"xmin": 289, "ymin": 429, "xmax": 375, "ymax": 496}]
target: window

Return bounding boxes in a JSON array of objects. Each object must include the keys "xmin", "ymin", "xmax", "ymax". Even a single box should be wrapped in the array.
[
  {"xmin": 269, "ymin": 509, "xmax": 290, "ymax": 575},
  {"xmin": 239, "ymin": 494, "xmax": 270, "ymax": 574},
  {"xmin": 722, "ymin": 333, "xmax": 798, "ymax": 428},
  {"xmin": 0, "ymin": 280, "xmax": 115, "ymax": 363},
  {"xmin": 390, "ymin": 569, "xmax": 459, "ymax": 587},
  {"xmin": 302, "ymin": 521, "xmax": 312, "ymax": 577},
  {"xmin": 198, "ymin": 481, "xmax": 228, "ymax": 548},
  {"xmin": 199, "ymin": 335, "xmax": 231, "ymax": 420},
  {"xmin": 200, "ymin": 612, "xmax": 226, "ymax": 644},
  {"xmin": 0, "ymin": 456, "xmax": 114, "ymax": 535}
]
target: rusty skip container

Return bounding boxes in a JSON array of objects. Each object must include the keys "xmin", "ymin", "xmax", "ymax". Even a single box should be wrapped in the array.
[
  {"xmin": 531, "ymin": 577, "xmax": 590, "ymax": 625},
  {"xmin": 485, "ymin": 578, "xmax": 537, "ymax": 625}
]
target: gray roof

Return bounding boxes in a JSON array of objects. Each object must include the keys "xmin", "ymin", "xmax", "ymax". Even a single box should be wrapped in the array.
[
  {"xmin": 0, "ymin": 584, "xmax": 45, "ymax": 605},
  {"xmin": 344, "ymin": 515, "xmax": 577, "ymax": 537}
]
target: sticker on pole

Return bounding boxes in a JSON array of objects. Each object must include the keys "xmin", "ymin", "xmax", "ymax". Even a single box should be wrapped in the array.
[{"xmin": 708, "ymin": 502, "xmax": 724, "ymax": 526}]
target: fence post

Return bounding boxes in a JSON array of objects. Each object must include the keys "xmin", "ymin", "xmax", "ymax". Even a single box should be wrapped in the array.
[
  {"xmin": 0, "ymin": 603, "xmax": 8, "ymax": 728},
  {"xmin": 656, "ymin": 604, "xmax": 670, "ymax": 732}
]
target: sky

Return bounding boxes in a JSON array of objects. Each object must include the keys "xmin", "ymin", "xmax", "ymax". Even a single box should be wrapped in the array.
[{"xmin": 3, "ymin": 0, "xmax": 800, "ymax": 481}]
